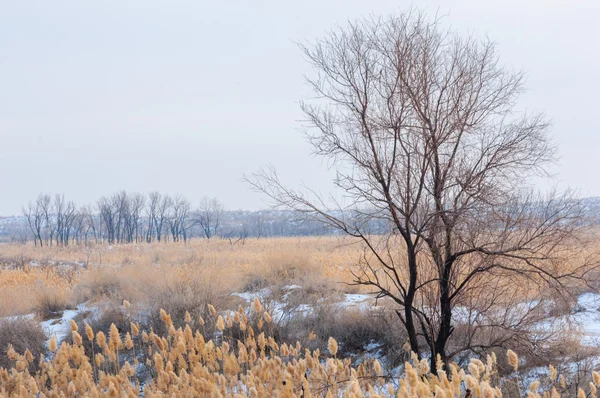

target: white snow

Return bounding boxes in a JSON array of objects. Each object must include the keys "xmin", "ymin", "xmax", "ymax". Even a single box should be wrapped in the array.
[
  {"xmin": 530, "ymin": 292, "xmax": 600, "ymax": 346},
  {"xmin": 338, "ymin": 294, "xmax": 374, "ymax": 311},
  {"xmin": 41, "ymin": 303, "xmax": 89, "ymax": 344},
  {"xmin": 572, "ymin": 293, "xmax": 600, "ymax": 344},
  {"xmin": 1, "ymin": 313, "xmax": 36, "ymax": 322},
  {"xmin": 342, "ymin": 294, "xmax": 370, "ymax": 305},
  {"xmin": 231, "ymin": 288, "xmax": 272, "ymax": 303}
]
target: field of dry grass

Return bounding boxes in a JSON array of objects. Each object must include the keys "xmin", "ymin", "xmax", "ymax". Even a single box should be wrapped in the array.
[
  {"xmin": 3, "ymin": 232, "xmax": 596, "ymax": 317},
  {"xmin": 1, "ymin": 235, "xmax": 600, "ymax": 396},
  {"xmin": 2, "ymin": 299, "xmax": 595, "ymax": 397},
  {"xmin": 0, "ymin": 237, "xmax": 366, "ymax": 318}
]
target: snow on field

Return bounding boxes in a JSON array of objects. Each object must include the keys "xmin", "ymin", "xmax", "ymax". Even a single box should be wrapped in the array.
[
  {"xmin": 41, "ymin": 303, "xmax": 91, "ymax": 344},
  {"xmin": 231, "ymin": 287, "xmax": 376, "ymax": 323},
  {"xmin": 572, "ymin": 292, "xmax": 600, "ymax": 344},
  {"xmin": 231, "ymin": 287, "xmax": 272, "ymax": 302},
  {"xmin": 281, "ymin": 285, "xmax": 301, "ymax": 300},
  {"xmin": 1, "ymin": 313, "xmax": 36, "ymax": 322},
  {"xmin": 231, "ymin": 284, "xmax": 600, "ymax": 350},
  {"xmin": 340, "ymin": 293, "xmax": 370, "ymax": 305}
]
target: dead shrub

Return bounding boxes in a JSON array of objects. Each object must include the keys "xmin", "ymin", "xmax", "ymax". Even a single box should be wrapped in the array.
[
  {"xmin": 35, "ymin": 288, "xmax": 73, "ymax": 320},
  {"xmin": 242, "ymin": 251, "xmax": 311, "ymax": 292},
  {"xmin": 0, "ymin": 254, "xmax": 31, "ymax": 271},
  {"xmin": 277, "ymin": 304, "xmax": 407, "ymax": 366},
  {"xmin": 147, "ymin": 278, "xmax": 224, "ymax": 336},
  {"xmin": 0, "ymin": 317, "xmax": 46, "ymax": 371},
  {"xmin": 75, "ymin": 267, "xmax": 130, "ymax": 302},
  {"xmin": 64, "ymin": 304, "xmax": 131, "ymax": 359}
]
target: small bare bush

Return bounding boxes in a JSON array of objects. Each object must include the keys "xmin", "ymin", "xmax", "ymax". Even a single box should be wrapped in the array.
[
  {"xmin": 3, "ymin": 304, "xmax": 595, "ymax": 397},
  {"xmin": 277, "ymin": 303, "xmax": 407, "ymax": 366},
  {"xmin": 64, "ymin": 304, "xmax": 132, "ymax": 365},
  {"xmin": 147, "ymin": 277, "xmax": 224, "ymax": 336},
  {"xmin": 0, "ymin": 317, "xmax": 46, "ymax": 371},
  {"xmin": 74, "ymin": 267, "xmax": 131, "ymax": 302},
  {"xmin": 34, "ymin": 288, "xmax": 73, "ymax": 320},
  {"xmin": 0, "ymin": 254, "xmax": 31, "ymax": 270}
]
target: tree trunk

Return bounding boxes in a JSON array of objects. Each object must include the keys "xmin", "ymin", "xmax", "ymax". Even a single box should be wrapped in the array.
[{"xmin": 432, "ymin": 266, "xmax": 453, "ymax": 374}]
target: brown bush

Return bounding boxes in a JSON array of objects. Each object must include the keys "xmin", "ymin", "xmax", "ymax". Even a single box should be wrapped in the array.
[
  {"xmin": 242, "ymin": 251, "xmax": 312, "ymax": 292},
  {"xmin": 147, "ymin": 277, "xmax": 225, "ymax": 336},
  {"xmin": 0, "ymin": 254, "xmax": 31, "ymax": 270},
  {"xmin": 64, "ymin": 304, "xmax": 132, "ymax": 358},
  {"xmin": 35, "ymin": 288, "xmax": 73, "ymax": 320},
  {"xmin": 276, "ymin": 303, "xmax": 408, "ymax": 367},
  {"xmin": 74, "ymin": 268, "xmax": 130, "ymax": 302},
  {"xmin": 0, "ymin": 317, "xmax": 46, "ymax": 371}
]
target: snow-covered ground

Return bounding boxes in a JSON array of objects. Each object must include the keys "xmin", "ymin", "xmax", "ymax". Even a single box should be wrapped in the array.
[
  {"xmin": 40, "ymin": 303, "xmax": 92, "ymax": 345},
  {"xmin": 230, "ymin": 286, "xmax": 600, "ymax": 355},
  {"xmin": 2, "ymin": 283, "xmax": 600, "ymax": 378},
  {"xmin": 571, "ymin": 292, "xmax": 600, "ymax": 345},
  {"xmin": 231, "ymin": 286, "xmax": 375, "ymax": 323}
]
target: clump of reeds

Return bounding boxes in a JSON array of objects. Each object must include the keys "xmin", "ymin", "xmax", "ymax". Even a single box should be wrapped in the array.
[{"xmin": 0, "ymin": 298, "xmax": 597, "ymax": 397}]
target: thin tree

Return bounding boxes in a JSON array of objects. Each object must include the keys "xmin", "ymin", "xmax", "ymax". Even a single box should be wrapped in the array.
[
  {"xmin": 248, "ymin": 11, "xmax": 593, "ymax": 372},
  {"xmin": 130, "ymin": 193, "xmax": 146, "ymax": 243},
  {"xmin": 156, "ymin": 194, "xmax": 171, "ymax": 242},
  {"xmin": 146, "ymin": 191, "xmax": 160, "ymax": 243},
  {"xmin": 196, "ymin": 197, "xmax": 224, "ymax": 239},
  {"xmin": 22, "ymin": 200, "xmax": 44, "ymax": 247},
  {"xmin": 168, "ymin": 195, "xmax": 191, "ymax": 242},
  {"xmin": 37, "ymin": 194, "xmax": 53, "ymax": 246}
]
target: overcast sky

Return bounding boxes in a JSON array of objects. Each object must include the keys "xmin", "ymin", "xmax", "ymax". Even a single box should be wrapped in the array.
[{"xmin": 0, "ymin": 0, "xmax": 598, "ymax": 216}]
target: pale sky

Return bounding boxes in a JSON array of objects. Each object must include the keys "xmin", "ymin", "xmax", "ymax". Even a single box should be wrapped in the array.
[{"xmin": 0, "ymin": 0, "xmax": 598, "ymax": 216}]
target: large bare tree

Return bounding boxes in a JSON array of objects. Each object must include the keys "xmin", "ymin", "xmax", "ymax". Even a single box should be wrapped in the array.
[{"xmin": 249, "ymin": 11, "xmax": 592, "ymax": 371}]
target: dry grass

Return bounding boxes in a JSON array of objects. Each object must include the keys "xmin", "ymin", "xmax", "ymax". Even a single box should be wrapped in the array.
[
  {"xmin": 0, "ymin": 303, "xmax": 597, "ymax": 397},
  {"xmin": 0, "ymin": 237, "xmax": 364, "ymax": 318},
  {"xmin": 0, "ymin": 235, "xmax": 599, "ymax": 395},
  {"xmin": 34, "ymin": 287, "xmax": 74, "ymax": 320},
  {"xmin": 0, "ymin": 266, "xmax": 75, "ymax": 317},
  {"xmin": 1, "ymin": 233, "xmax": 595, "ymax": 317},
  {"xmin": 0, "ymin": 317, "xmax": 46, "ymax": 372}
]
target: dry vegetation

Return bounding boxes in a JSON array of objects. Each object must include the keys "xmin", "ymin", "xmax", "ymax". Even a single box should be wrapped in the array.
[
  {"xmin": 0, "ymin": 301, "xmax": 598, "ymax": 397},
  {"xmin": 0, "ymin": 236, "xmax": 599, "ymax": 396},
  {"xmin": 0, "ymin": 237, "xmax": 362, "ymax": 318}
]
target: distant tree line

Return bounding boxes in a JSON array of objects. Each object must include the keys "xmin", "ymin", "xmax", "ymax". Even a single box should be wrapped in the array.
[
  {"xmin": 21, "ymin": 192, "xmax": 229, "ymax": 246},
  {"xmin": 16, "ymin": 191, "xmax": 349, "ymax": 246}
]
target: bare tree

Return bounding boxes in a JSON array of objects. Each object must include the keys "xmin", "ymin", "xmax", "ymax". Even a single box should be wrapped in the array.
[
  {"xmin": 62, "ymin": 199, "xmax": 77, "ymax": 245},
  {"xmin": 111, "ymin": 191, "xmax": 128, "ymax": 244},
  {"xmin": 248, "ymin": 11, "xmax": 593, "ymax": 372},
  {"xmin": 146, "ymin": 191, "xmax": 160, "ymax": 243},
  {"xmin": 167, "ymin": 195, "xmax": 191, "ymax": 242},
  {"xmin": 248, "ymin": 213, "xmax": 269, "ymax": 238},
  {"xmin": 156, "ymin": 194, "xmax": 171, "ymax": 242},
  {"xmin": 37, "ymin": 194, "xmax": 53, "ymax": 246},
  {"xmin": 79, "ymin": 205, "xmax": 98, "ymax": 244},
  {"xmin": 195, "ymin": 197, "xmax": 224, "ymax": 239},
  {"xmin": 53, "ymin": 194, "xmax": 76, "ymax": 246},
  {"xmin": 22, "ymin": 200, "xmax": 44, "ymax": 247},
  {"xmin": 130, "ymin": 193, "xmax": 146, "ymax": 243},
  {"xmin": 97, "ymin": 196, "xmax": 116, "ymax": 244}
]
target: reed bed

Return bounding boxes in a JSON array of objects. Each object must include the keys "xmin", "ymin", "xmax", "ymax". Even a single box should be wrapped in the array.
[
  {"xmin": 1, "ymin": 300, "xmax": 593, "ymax": 397},
  {"xmin": 0, "ymin": 237, "xmax": 364, "ymax": 317}
]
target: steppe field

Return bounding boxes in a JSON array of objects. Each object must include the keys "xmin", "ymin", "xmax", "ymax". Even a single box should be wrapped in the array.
[
  {"xmin": 1, "ymin": 235, "xmax": 600, "ymax": 396},
  {"xmin": 1, "ymin": 2, "xmax": 599, "ymax": 396}
]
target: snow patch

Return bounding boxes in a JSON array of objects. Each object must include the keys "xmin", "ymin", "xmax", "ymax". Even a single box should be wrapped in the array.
[
  {"xmin": 41, "ymin": 303, "xmax": 89, "ymax": 345},
  {"xmin": 231, "ymin": 288, "xmax": 272, "ymax": 303}
]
